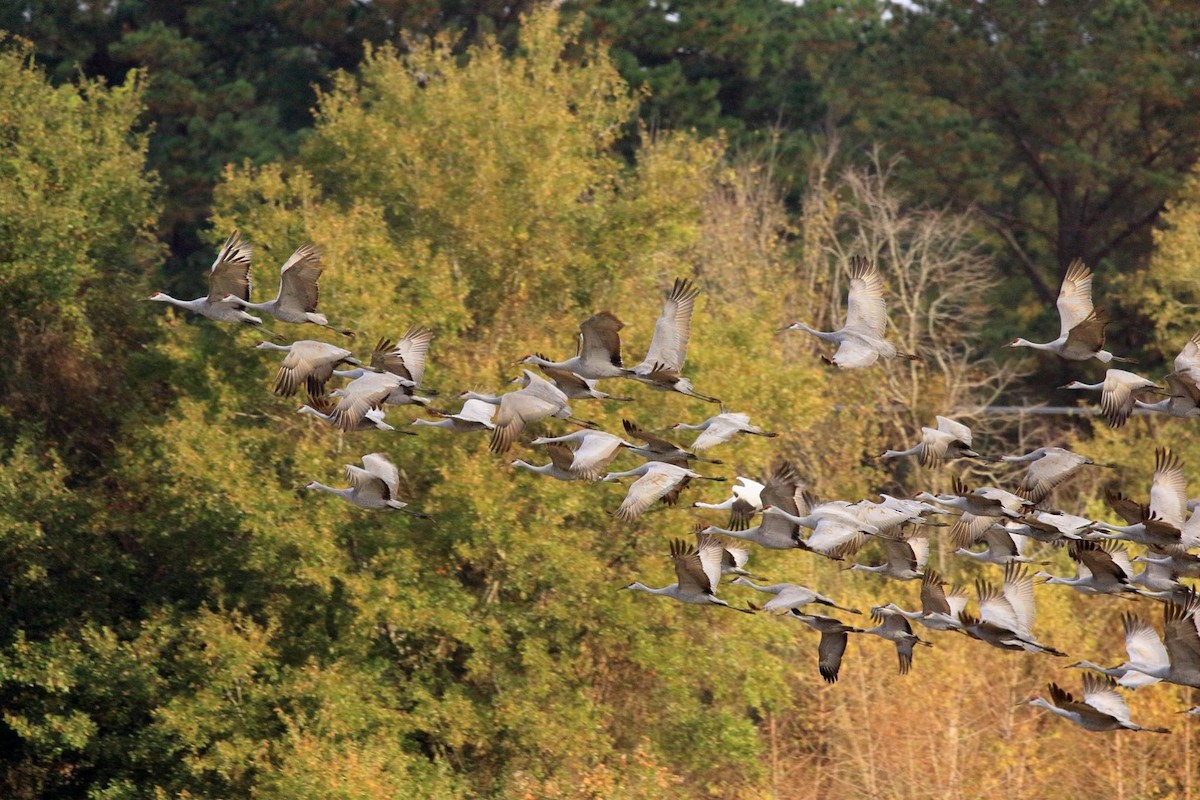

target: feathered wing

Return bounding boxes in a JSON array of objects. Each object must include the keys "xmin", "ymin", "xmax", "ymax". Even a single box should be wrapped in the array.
[
  {"xmin": 638, "ymin": 278, "xmax": 700, "ymax": 372},
  {"xmin": 277, "ymin": 243, "xmax": 323, "ymax": 313},
  {"xmin": 693, "ymin": 533, "xmax": 725, "ymax": 594},
  {"xmin": 1056, "ymin": 259, "xmax": 1095, "ymax": 338},
  {"xmin": 615, "ymin": 465, "xmax": 687, "ymax": 521},
  {"xmin": 381, "ymin": 326, "xmax": 435, "ymax": 387},
  {"xmin": 818, "ymin": 630, "xmax": 849, "ymax": 684},
  {"xmin": 1149, "ymin": 447, "xmax": 1188, "ymax": 529},
  {"xmin": 207, "ymin": 229, "xmax": 253, "ymax": 302},
  {"xmin": 1080, "ymin": 674, "xmax": 1131, "ymax": 723},
  {"xmin": 670, "ymin": 538, "xmax": 713, "ymax": 596},
  {"xmin": 578, "ymin": 311, "xmax": 625, "ymax": 370},
  {"xmin": 842, "ymin": 256, "xmax": 888, "ymax": 338},
  {"xmin": 360, "ymin": 453, "xmax": 401, "ymax": 497},
  {"xmin": 329, "ymin": 372, "xmax": 402, "ymax": 431},
  {"xmin": 1000, "ymin": 564, "xmax": 1037, "ymax": 637},
  {"xmin": 830, "ymin": 336, "xmax": 881, "ymax": 369},
  {"xmin": 1121, "ymin": 612, "xmax": 1169, "ymax": 671},
  {"xmin": 344, "ymin": 464, "xmax": 388, "ymax": 503},
  {"xmin": 569, "ymin": 432, "xmax": 624, "ymax": 480}
]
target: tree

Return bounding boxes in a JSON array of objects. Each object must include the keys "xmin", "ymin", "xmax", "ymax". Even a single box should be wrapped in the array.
[
  {"xmin": 858, "ymin": 0, "xmax": 1200, "ymax": 304},
  {"xmin": 0, "ymin": 38, "xmax": 161, "ymax": 467}
]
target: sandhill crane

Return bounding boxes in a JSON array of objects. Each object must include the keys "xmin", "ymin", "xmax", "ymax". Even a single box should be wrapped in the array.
[
  {"xmin": 621, "ymin": 536, "xmax": 751, "ymax": 612},
  {"xmin": 782, "ymin": 255, "xmax": 920, "ymax": 368},
  {"xmin": 786, "ymin": 610, "xmax": 866, "ymax": 683},
  {"xmin": 953, "ymin": 525, "xmax": 1038, "ymax": 566},
  {"xmin": 297, "ymin": 394, "xmax": 402, "ymax": 432},
  {"xmin": 1138, "ymin": 332, "xmax": 1200, "ymax": 417},
  {"xmin": 220, "ymin": 243, "xmax": 352, "ymax": 336},
  {"xmin": 877, "ymin": 416, "xmax": 982, "ymax": 469},
  {"xmin": 305, "ymin": 453, "xmax": 428, "ymax": 516},
  {"xmin": 1078, "ymin": 593, "xmax": 1200, "ymax": 689},
  {"xmin": 958, "ymin": 563, "xmax": 1066, "ymax": 656},
  {"xmin": 621, "ymin": 419, "xmax": 721, "ymax": 467},
  {"xmin": 865, "ymin": 607, "xmax": 933, "ymax": 675},
  {"xmin": 1011, "ymin": 509, "xmax": 1097, "ymax": 544},
  {"xmin": 1128, "ymin": 555, "xmax": 1191, "ymax": 604},
  {"xmin": 1068, "ymin": 611, "xmax": 1177, "ymax": 690},
  {"xmin": 323, "ymin": 371, "xmax": 407, "ymax": 432},
  {"xmin": 1034, "ymin": 540, "xmax": 1139, "ymax": 597},
  {"xmin": 148, "ymin": 230, "xmax": 266, "ymax": 328},
  {"xmin": 849, "ymin": 531, "xmax": 928, "ymax": 580},
  {"xmin": 528, "ymin": 357, "xmax": 633, "ymax": 401},
  {"xmin": 605, "ymin": 462, "xmax": 725, "ymax": 521},
  {"xmin": 517, "ymin": 311, "xmax": 628, "ymax": 380},
  {"xmin": 712, "ymin": 536, "xmax": 758, "ymax": 580},
  {"xmin": 692, "ymin": 475, "xmax": 765, "ymax": 532},
  {"xmin": 335, "ymin": 330, "xmax": 437, "ymax": 403},
  {"xmin": 1062, "ymin": 369, "xmax": 1162, "ymax": 428},
  {"xmin": 512, "ymin": 444, "xmax": 618, "ymax": 482},
  {"xmin": 759, "ymin": 495, "xmax": 881, "ymax": 561},
  {"xmin": 731, "ymin": 578, "xmax": 859, "ymax": 615},
  {"xmin": 918, "ymin": 478, "xmax": 1032, "ymax": 550},
  {"xmin": 1023, "ymin": 675, "xmax": 1169, "ymax": 733},
  {"xmin": 256, "ymin": 339, "xmax": 362, "ymax": 397},
  {"xmin": 1001, "ymin": 446, "xmax": 1106, "ymax": 504},
  {"xmin": 529, "ymin": 429, "xmax": 633, "ymax": 480},
  {"xmin": 1095, "ymin": 449, "xmax": 1193, "ymax": 549},
  {"xmin": 699, "ymin": 462, "xmax": 806, "ymax": 549},
  {"xmin": 626, "ymin": 278, "xmax": 720, "ymax": 402},
  {"xmin": 489, "ymin": 370, "xmax": 590, "ymax": 454},
  {"xmin": 1004, "ymin": 259, "xmax": 1131, "ymax": 362},
  {"xmin": 671, "ymin": 411, "xmax": 777, "ymax": 451},
  {"xmin": 410, "ymin": 399, "xmax": 497, "ymax": 433},
  {"xmin": 878, "ymin": 569, "xmax": 968, "ymax": 632}
]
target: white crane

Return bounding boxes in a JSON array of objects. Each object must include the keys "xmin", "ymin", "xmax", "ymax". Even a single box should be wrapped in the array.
[
  {"xmin": 1004, "ymin": 259, "xmax": 1131, "ymax": 362},
  {"xmin": 296, "ymin": 394, "xmax": 399, "ymax": 432},
  {"xmin": 700, "ymin": 529, "xmax": 759, "ymax": 580},
  {"xmin": 620, "ymin": 419, "xmax": 722, "ymax": 467},
  {"xmin": 512, "ymin": 444, "xmax": 618, "ymax": 483},
  {"xmin": 529, "ymin": 357, "xmax": 633, "ymax": 401},
  {"xmin": 489, "ymin": 370, "xmax": 589, "ymax": 454},
  {"xmin": 691, "ymin": 475, "xmax": 766, "ymax": 532},
  {"xmin": 147, "ymin": 230, "xmax": 266, "ymax": 328},
  {"xmin": 621, "ymin": 536, "xmax": 751, "ymax": 612},
  {"xmin": 256, "ymin": 339, "xmax": 362, "ymax": 397},
  {"xmin": 516, "ymin": 311, "xmax": 628, "ymax": 380},
  {"xmin": 219, "ymin": 243, "xmax": 352, "ymax": 336},
  {"xmin": 1062, "ymin": 369, "xmax": 1162, "ymax": 428},
  {"xmin": 864, "ymin": 606, "xmax": 933, "ymax": 675},
  {"xmin": 334, "ymin": 329, "xmax": 437, "ymax": 404},
  {"xmin": 1074, "ymin": 594, "xmax": 1200, "ymax": 689},
  {"xmin": 781, "ymin": 255, "xmax": 920, "ymax": 369},
  {"xmin": 1095, "ymin": 448, "xmax": 1193, "ymax": 549},
  {"xmin": 786, "ymin": 610, "xmax": 866, "ymax": 683},
  {"xmin": 671, "ymin": 411, "xmax": 777, "ymax": 451},
  {"xmin": 958, "ymin": 564, "xmax": 1066, "ymax": 656},
  {"xmin": 876, "ymin": 569, "xmax": 968, "ymax": 632},
  {"xmin": 605, "ymin": 462, "xmax": 725, "ymax": 521},
  {"xmin": 731, "ymin": 578, "xmax": 859, "ymax": 615},
  {"xmin": 1001, "ymin": 446, "xmax": 1106, "ymax": 504},
  {"xmin": 1137, "ymin": 331, "xmax": 1200, "ymax": 417},
  {"xmin": 698, "ymin": 462, "xmax": 807, "ymax": 549},
  {"xmin": 953, "ymin": 525, "xmax": 1037, "ymax": 566},
  {"xmin": 1033, "ymin": 540, "xmax": 1139, "ymax": 597},
  {"xmin": 410, "ymin": 399, "xmax": 497, "ymax": 433},
  {"xmin": 529, "ymin": 429, "xmax": 633, "ymax": 481},
  {"xmin": 1067, "ymin": 611, "xmax": 1173, "ymax": 690},
  {"xmin": 305, "ymin": 453, "xmax": 428, "ymax": 516},
  {"xmin": 626, "ymin": 278, "xmax": 720, "ymax": 402},
  {"xmin": 323, "ymin": 370, "xmax": 407, "ymax": 432},
  {"xmin": 1023, "ymin": 675, "xmax": 1169, "ymax": 733},
  {"xmin": 877, "ymin": 416, "xmax": 982, "ymax": 469},
  {"xmin": 849, "ymin": 531, "xmax": 928, "ymax": 580},
  {"xmin": 918, "ymin": 478, "xmax": 1032, "ymax": 550}
]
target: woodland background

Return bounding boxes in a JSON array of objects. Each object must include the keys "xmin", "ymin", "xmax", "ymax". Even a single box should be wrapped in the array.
[{"xmin": 2, "ymin": 1, "xmax": 1200, "ymax": 797}]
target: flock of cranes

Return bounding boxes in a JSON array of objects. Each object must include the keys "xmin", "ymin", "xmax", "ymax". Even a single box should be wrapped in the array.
[{"xmin": 151, "ymin": 231, "xmax": 1200, "ymax": 735}]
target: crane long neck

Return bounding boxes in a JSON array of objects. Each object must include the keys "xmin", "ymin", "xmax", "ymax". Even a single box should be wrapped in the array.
[
  {"xmin": 628, "ymin": 583, "xmax": 677, "ymax": 597},
  {"xmin": 309, "ymin": 482, "xmax": 351, "ymax": 499},
  {"xmin": 224, "ymin": 295, "xmax": 272, "ymax": 312},
  {"xmin": 256, "ymin": 341, "xmax": 291, "ymax": 352},
  {"xmin": 880, "ymin": 445, "xmax": 921, "ymax": 459},
  {"xmin": 674, "ymin": 422, "xmax": 708, "ymax": 431}
]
